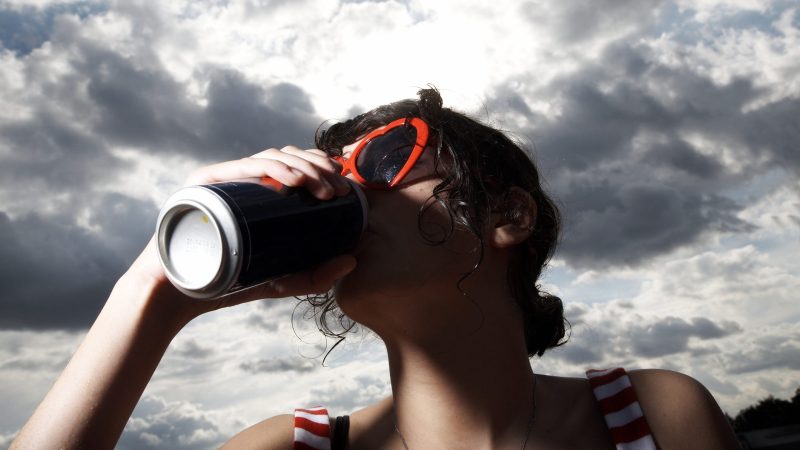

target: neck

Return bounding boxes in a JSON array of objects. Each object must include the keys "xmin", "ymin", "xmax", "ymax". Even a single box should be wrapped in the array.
[{"xmin": 381, "ymin": 301, "xmax": 536, "ymax": 449}]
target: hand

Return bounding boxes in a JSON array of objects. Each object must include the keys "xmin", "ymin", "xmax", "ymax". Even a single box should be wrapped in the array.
[{"xmin": 123, "ymin": 147, "xmax": 358, "ymax": 322}]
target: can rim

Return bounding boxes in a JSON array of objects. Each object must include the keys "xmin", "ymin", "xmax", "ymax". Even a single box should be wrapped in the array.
[{"xmin": 155, "ymin": 186, "xmax": 243, "ymax": 299}]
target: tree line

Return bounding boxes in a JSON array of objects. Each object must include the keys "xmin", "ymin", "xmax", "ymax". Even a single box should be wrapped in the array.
[{"xmin": 727, "ymin": 386, "xmax": 800, "ymax": 431}]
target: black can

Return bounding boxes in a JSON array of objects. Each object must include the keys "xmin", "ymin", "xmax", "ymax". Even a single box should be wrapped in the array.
[{"xmin": 155, "ymin": 180, "xmax": 368, "ymax": 299}]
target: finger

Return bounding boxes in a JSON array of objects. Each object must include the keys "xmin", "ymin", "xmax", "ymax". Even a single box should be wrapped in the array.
[
  {"xmin": 251, "ymin": 147, "xmax": 348, "ymax": 195},
  {"xmin": 276, "ymin": 147, "xmax": 350, "ymax": 196},
  {"xmin": 271, "ymin": 147, "xmax": 340, "ymax": 171},
  {"xmin": 248, "ymin": 150, "xmax": 337, "ymax": 200},
  {"xmin": 250, "ymin": 147, "xmax": 330, "ymax": 160},
  {"xmin": 184, "ymin": 157, "xmax": 304, "ymax": 187}
]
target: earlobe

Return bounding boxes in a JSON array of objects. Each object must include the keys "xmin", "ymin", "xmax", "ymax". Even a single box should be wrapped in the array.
[
  {"xmin": 490, "ymin": 223, "xmax": 533, "ymax": 248},
  {"xmin": 489, "ymin": 187, "xmax": 537, "ymax": 249}
]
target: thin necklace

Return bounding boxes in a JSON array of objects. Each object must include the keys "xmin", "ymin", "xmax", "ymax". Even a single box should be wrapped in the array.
[{"xmin": 393, "ymin": 372, "xmax": 538, "ymax": 450}]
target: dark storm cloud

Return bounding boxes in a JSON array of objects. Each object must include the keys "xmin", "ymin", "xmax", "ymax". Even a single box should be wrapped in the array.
[
  {"xmin": 488, "ymin": 41, "xmax": 800, "ymax": 268},
  {"xmin": 628, "ymin": 317, "xmax": 741, "ymax": 358},
  {"xmin": 558, "ymin": 183, "xmax": 755, "ymax": 267},
  {"xmin": 552, "ymin": 306, "xmax": 743, "ymax": 364},
  {"xmin": 78, "ymin": 44, "xmax": 320, "ymax": 159},
  {"xmin": 0, "ymin": 110, "xmax": 123, "ymax": 190},
  {"xmin": 0, "ymin": 192, "xmax": 156, "ymax": 330}
]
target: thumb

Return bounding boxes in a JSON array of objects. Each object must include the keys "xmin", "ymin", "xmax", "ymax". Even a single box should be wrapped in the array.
[{"xmin": 307, "ymin": 254, "xmax": 357, "ymax": 292}]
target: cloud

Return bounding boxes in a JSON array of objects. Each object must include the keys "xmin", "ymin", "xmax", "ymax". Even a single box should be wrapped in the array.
[
  {"xmin": 306, "ymin": 373, "xmax": 391, "ymax": 414},
  {"xmin": 0, "ymin": 192, "xmax": 155, "ymax": 330},
  {"xmin": 0, "ymin": 2, "xmax": 106, "ymax": 56},
  {"xmin": 4, "ymin": 16, "xmax": 322, "ymax": 163},
  {"xmin": 523, "ymin": 0, "xmax": 667, "ymax": 45},
  {"xmin": 484, "ymin": 34, "xmax": 800, "ymax": 269},
  {"xmin": 174, "ymin": 339, "xmax": 215, "ymax": 359},
  {"xmin": 0, "ymin": 431, "xmax": 15, "ymax": 449},
  {"xmin": 0, "ymin": 110, "xmax": 124, "ymax": 200},
  {"xmin": 0, "ymin": 329, "xmax": 86, "ymax": 438},
  {"xmin": 552, "ymin": 307, "xmax": 743, "ymax": 364},
  {"xmin": 627, "ymin": 316, "xmax": 742, "ymax": 357},
  {"xmin": 1, "ymin": 0, "xmax": 798, "ymax": 443},
  {"xmin": 239, "ymin": 356, "xmax": 317, "ymax": 374},
  {"xmin": 119, "ymin": 395, "xmax": 224, "ymax": 450},
  {"xmin": 0, "ymin": 4, "xmax": 325, "ymax": 330},
  {"xmin": 725, "ymin": 326, "xmax": 800, "ymax": 374}
]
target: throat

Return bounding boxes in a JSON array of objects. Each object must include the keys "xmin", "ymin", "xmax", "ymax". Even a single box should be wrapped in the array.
[{"xmin": 386, "ymin": 341, "xmax": 537, "ymax": 449}]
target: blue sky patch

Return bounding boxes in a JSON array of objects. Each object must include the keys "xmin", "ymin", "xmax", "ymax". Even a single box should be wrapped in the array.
[{"xmin": 0, "ymin": 2, "xmax": 106, "ymax": 56}]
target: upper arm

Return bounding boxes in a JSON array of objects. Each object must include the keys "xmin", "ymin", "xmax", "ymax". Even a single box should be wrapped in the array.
[
  {"xmin": 629, "ymin": 369, "xmax": 741, "ymax": 450},
  {"xmin": 220, "ymin": 414, "xmax": 294, "ymax": 450}
]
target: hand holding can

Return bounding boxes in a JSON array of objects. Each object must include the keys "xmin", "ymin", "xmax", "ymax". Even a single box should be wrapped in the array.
[{"xmin": 125, "ymin": 147, "xmax": 360, "ymax": 312}]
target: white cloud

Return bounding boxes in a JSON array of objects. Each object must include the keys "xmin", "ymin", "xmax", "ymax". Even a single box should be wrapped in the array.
[
  {"xmin": 0, "ymin": 431, "xmax": 16, "ymax": 449},
  {"xmin": 651, "ymin": 6, "xmax": 800, "ymax": 107},
  {"xmin": 119, "ymin": 394, "xmax": 224, "ymax": 450},
  {"xmin": 0, "ymin": 330, "xmax": 85, "ymax": 436}
]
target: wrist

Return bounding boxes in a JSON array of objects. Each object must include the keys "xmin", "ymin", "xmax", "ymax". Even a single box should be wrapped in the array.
[{"xmin": 112, "ymin": 270, "xmax": 196, "ymax": 335}]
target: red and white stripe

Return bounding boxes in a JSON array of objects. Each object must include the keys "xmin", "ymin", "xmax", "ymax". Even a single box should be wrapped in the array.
[
  {"xmin": 293, "ymin": 406, "xmax": 331, "ymax": 450},
  {"xmin": 586, "ymin": 368, "xmax": 657, "ymax": 450}
]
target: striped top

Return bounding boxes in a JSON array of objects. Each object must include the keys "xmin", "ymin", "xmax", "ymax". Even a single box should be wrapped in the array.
[
  {"xmin": 293, "ymin": 406, "xmax": 331, "ymax": 450},
  {"xmin": 586, "ymin": 368, "xmax": 657, "ymax": 450},
  {"xmin": 294, "ymin": 367, "xmax": 656, "ymax": 450}
]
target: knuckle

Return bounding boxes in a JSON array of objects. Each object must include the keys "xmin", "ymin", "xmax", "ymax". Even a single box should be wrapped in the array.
[{"xmin": 251, "ymin": 148, "xmax": 277, "ymax": 158}]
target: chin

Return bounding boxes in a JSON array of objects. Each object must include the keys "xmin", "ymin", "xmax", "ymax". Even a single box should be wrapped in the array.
[{"xmin": 332, "ymin": 265, "xmax": 406, "ymax": 324}]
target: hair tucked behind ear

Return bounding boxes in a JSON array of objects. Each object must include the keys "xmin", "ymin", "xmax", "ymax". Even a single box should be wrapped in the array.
[{"xmin": 307, "ymin": 86, "xmax": 568, "ymax": 358}]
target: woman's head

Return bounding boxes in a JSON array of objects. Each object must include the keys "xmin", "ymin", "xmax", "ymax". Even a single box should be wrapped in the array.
[{"xmin": 304, "ymin": 87, "xmax": 567, "ymax": 358}]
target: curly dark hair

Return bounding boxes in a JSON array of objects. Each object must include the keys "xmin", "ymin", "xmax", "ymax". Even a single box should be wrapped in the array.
[{"xmin": 298, "ymin": 87, "xmax": 567, "ymax": 358}]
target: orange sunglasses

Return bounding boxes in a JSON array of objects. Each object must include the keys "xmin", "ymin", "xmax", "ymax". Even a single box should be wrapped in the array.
[{"xmin": 334, "ymin": 117, "xmax": 430, "ymax": 190}]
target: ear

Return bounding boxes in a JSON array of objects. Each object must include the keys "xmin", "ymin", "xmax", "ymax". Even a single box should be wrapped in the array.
[{"xmin": 489, "ymin": 187, "xmax": 537, "ymax": 249}]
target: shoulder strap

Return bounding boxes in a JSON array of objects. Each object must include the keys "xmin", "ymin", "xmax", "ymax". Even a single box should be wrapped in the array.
[
  {"xmin": 331, "ymin": 415, "xmax": 350, "ymax": 450},
  {"xmin": 586, "ymin": 368, "xmax": 657, "ymax": 450},
  {"xmin": 293, "ymin": 407, "xmax": 331, "ymax": 450}
]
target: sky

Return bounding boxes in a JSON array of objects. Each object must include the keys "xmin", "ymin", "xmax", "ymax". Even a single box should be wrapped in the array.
[{"xmin": 0, "ymin": 0, "xmax": 799, "ymax": 447}]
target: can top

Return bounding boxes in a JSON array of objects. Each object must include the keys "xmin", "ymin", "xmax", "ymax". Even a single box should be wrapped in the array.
[
  {"xmin": 156, "ymin": 186, "xmax": 244, "ymax": 299},
  {"xmin": 162, "ymin": 207, "xmax": 224, "ymax": 288}
]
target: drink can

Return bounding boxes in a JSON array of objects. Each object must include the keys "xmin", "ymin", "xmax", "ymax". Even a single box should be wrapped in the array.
[{"xmin": 155, "ymin": 180, "xmax": 367, "ymax": 299}]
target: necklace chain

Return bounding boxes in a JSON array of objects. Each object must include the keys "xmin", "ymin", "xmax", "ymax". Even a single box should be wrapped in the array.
[{"xmin": 393, "ymin": 372, "xmax": 538, "ymax": 450}]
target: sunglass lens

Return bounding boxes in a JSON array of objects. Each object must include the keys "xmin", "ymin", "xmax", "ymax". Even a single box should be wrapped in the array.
[{"xmin": 356, "ymin": 125, "xmax": 418, "ymax": 186}]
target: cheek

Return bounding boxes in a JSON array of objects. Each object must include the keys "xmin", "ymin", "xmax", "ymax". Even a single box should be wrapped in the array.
[{"xmin": 335, "ymin": 178, "xmax": 477, "ymax": 296}]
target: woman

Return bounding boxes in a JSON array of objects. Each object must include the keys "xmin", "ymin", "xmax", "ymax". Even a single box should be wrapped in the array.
[{"xmin": 10, "ymin": 88, "xmax": 740, "ymax": 449}]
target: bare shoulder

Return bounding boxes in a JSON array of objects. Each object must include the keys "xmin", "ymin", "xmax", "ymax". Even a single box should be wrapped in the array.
[
  {"xmin": 628, "ymin": 369, "xmax": 741, "ymax": 449},
  {"xmin": 219, "ymin": 414, "xmax": 294, "ymax": 450}
]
